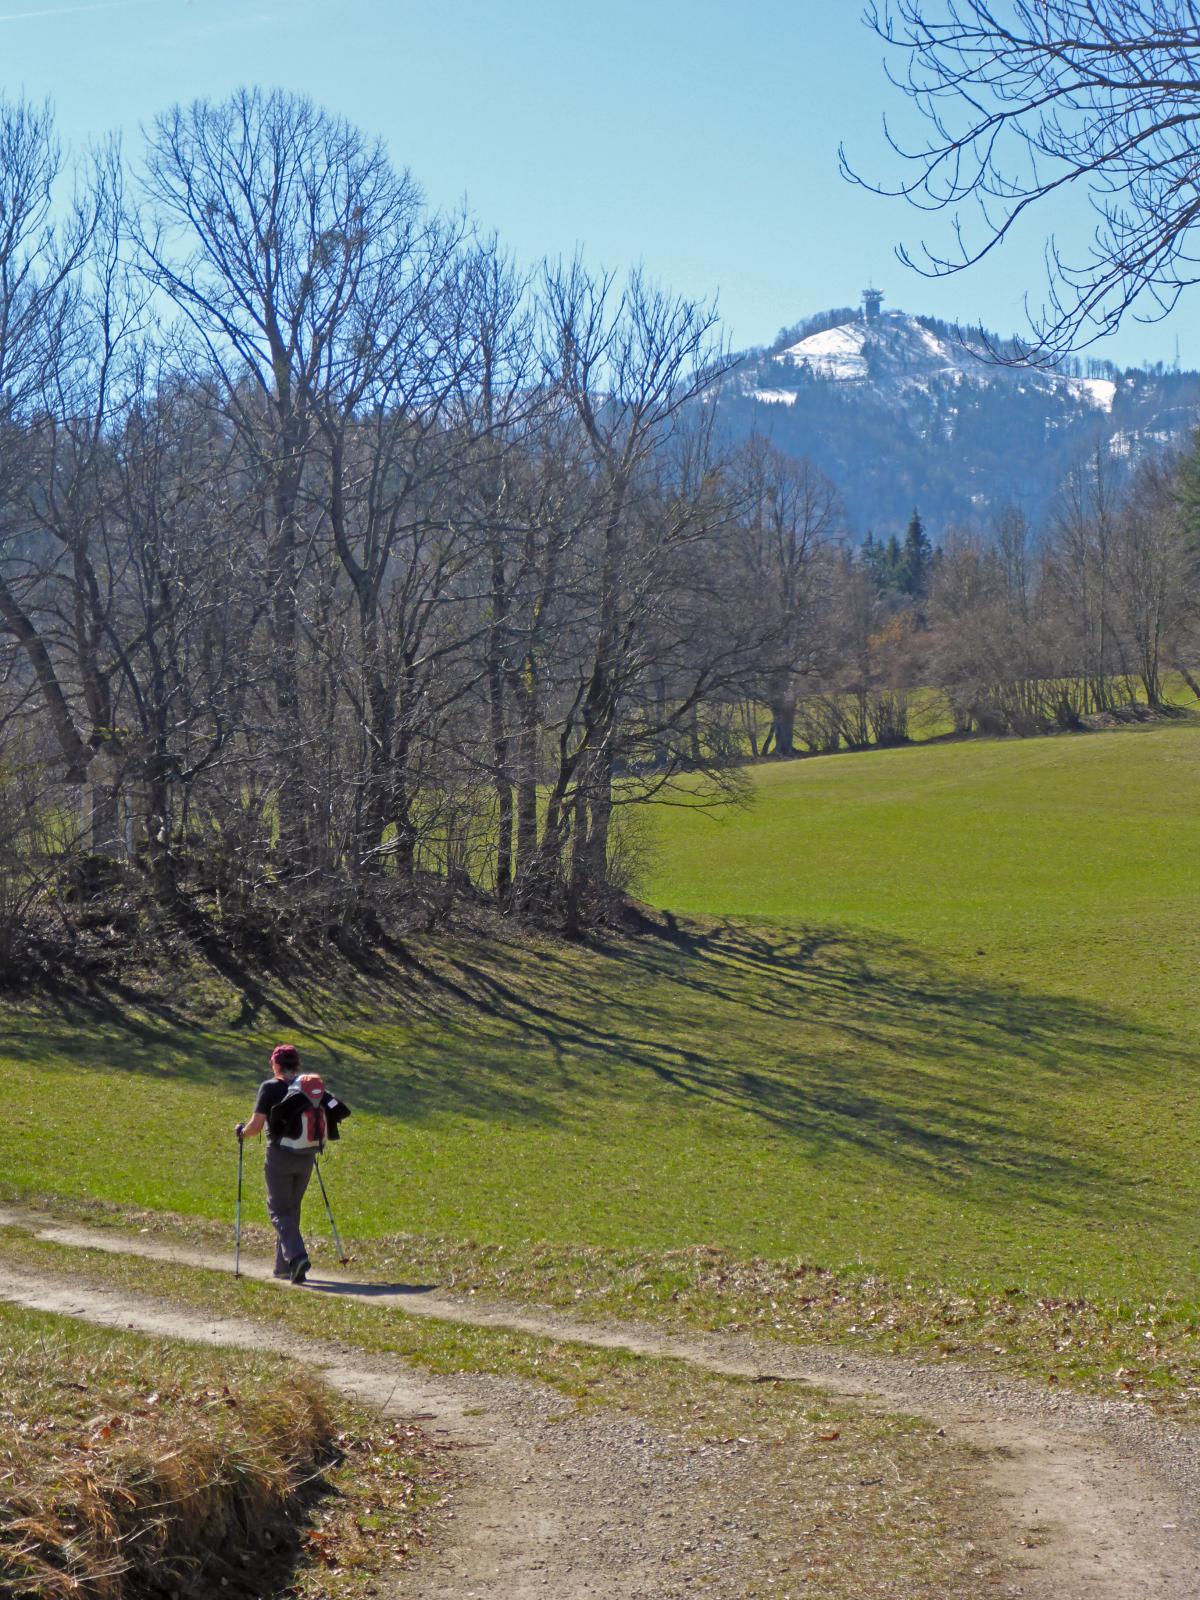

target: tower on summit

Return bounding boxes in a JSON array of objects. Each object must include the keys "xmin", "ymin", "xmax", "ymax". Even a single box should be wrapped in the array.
[{"xmin": 861, "ymin": 287, "xmax": 884, "ymax": 323}]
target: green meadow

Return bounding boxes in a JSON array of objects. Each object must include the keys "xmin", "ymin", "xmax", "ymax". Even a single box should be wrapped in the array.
[
  {"xmin": 647, "ymin": 720, "xmax": 1198, "ymax": 1027},
  {"xmin": 4, "ymin": 719, "xmax": 1199, "ymax": 1317}
]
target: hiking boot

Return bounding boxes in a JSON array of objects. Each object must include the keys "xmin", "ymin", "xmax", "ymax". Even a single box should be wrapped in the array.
[{"xmin": 289, "ymin": 1254, "xmax": 311, "ymax": 1285}]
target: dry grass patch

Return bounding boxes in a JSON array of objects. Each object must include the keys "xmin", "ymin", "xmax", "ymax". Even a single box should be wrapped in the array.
[
  {"xmin": 378, "ymin": 1234, "xmax": 1200, "ymax": 1416},
  {"xmin": 0, "ymin": 1303, "xmax": 451, "ymax": 1600}
]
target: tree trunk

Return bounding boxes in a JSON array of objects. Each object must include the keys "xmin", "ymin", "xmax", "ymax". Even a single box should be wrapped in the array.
[
  {"xmin": 770, "ymin": 700, "xmax": 796, "ymax": 757},
  {"xmin": 566, "ymin": 782, "xmax": 590, "ymax": 932},
  {"xmin": 359, "ymin": 661, "xmax": 394, "ymax": 875},
  {"xmin": 268, "ymin": 432, "xmax": 309, "ymax": 870},
  {"xmin": 1174, "ymin": 661, "xmax": 1200, "ymax": 705},
  {"xmin": 513, "ymin": 660, "xmax": 540, "ymax": 899},
  {"xmin": 488, "ymin": 538, "xmax": 513, "ymax": 901},
  {"xmin": 82, "ymin": 745, "xmax": 123, "ymax": 859}
]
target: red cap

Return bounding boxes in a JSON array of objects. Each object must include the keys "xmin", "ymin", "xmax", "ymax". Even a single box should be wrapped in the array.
[{"xmin": 271, "ymin": 1043, "xmax": 300, "ymax": 1074}]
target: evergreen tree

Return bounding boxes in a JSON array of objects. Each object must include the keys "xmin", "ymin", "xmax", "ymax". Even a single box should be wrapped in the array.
[
  {"xmin": 901, "ymin": 508, "xmax": 933, "ymax": 598},
  {"xmin": 885, "ymin": 532, "xmax": 903, "ymax": 583},
  {"xmin": 863, "ymin": 529, "xmax": 906, "ymax": 593}
]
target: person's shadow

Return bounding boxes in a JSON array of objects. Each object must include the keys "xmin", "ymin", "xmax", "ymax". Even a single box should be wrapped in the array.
[{"xmin": 303, "ymin": 1279, "xmax": 439, "ymax": 1297}]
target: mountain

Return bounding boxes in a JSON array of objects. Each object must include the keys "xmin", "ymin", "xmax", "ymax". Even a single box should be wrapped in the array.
[{"xmin": 714, "ymin": 299, "xmax": 1200, "ymax": 538}]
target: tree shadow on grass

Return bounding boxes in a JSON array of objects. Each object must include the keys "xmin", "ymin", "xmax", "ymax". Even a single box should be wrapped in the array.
[
  {"xmin": 392, "ymin": 915, "xmax": 1193, "ymax": 1225},
  {"xmin": 9, "ymin": 915, "xmax": 1193, "ymax": 1226}
]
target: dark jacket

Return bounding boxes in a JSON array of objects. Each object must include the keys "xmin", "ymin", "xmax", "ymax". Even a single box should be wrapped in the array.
[{"xmin": 258, "ymin": 1079, "xmax": 351, "ymax": 1151}]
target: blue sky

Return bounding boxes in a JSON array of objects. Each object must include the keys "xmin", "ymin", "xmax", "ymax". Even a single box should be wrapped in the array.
[{"xmin": 0, "ymin": 0, "xmax": 1193, "ymax": 367}]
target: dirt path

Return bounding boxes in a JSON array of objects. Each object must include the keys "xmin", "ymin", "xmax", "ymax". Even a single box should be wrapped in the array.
[
  {"xmin": 0, "ymin": 1248, "xmax": 754, "ymax": 1598},
  {"xmin": 2, "ymin": 1206, "xmax": 1198, "ymax": 1598}
]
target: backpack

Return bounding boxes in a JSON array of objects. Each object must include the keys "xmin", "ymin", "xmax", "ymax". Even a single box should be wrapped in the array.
[{"xmin": 269, "ymin": 1077, "xmax": 328, "ymax": 1152}]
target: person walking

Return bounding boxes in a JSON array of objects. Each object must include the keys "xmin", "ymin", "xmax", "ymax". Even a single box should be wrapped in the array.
[{"xmin": 234, "ymin": 1044, "xmax": 350, "ymax": 1284}]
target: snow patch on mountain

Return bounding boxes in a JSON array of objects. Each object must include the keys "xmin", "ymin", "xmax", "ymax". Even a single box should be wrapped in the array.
[
  {"xmin": 778, "ymin": 323, "xmax": 870, "ymax": 382},
  {"xmin": 747, "ymin": 311, "xmax": 1116, "ymax": 412},
  {"xmin": 1078, "ymin": 377, "xmax": 1117, "ymax": 411},
  {"xmin": 718, "ymin": 298, "xmax": 1199, "ymax": 535}
]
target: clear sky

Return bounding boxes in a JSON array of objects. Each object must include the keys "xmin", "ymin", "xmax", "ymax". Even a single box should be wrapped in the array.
[{"xmin": 1, "ymin": 0, "xmax": 1194, "ymax": 368}]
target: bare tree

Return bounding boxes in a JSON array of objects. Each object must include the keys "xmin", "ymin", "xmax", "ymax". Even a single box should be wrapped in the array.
[
  {"xmin": 435, "ymin": 239, "xmax": 542, "ymax": 901},
  {"xmin": 845, "ymin": 2, "xmax": 1200, "ymax": 359},
  {"xmin": 0, "ymin": 115, "xmax": 121, "ymax": 850},
  {"xmin": 727, "ymin": 438, "xmax": 841, "ymax": 757},
  {"xmin": 926, "ymin": 525, "xmax": 1065, "ymax": 733},
  {"xmin": 1114, "ymin": 455, "xmax": 1190, "ymax": 705},
  {"xmin": 0, "ymin": 98, "xmax": 94, "ymax": 419},
  {"xmin": 1046, "ymin": 450, "xmax": 1129, "ymax": 713},
  {"xmin": 533, "ymin": 261, "xmax": 735, "ymax": 921},
  {"xmin": 139, "ymin": 88, "xmax": 432, "ymax": 863},
  {"xmin": 490, "ymin": 402, "xmax": 583, "ymax": 909}
]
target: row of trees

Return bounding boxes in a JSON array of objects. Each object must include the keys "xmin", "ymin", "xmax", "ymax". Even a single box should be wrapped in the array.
[
  {"xmin": 745, "ymin": 451, "xmax": 1200, "ymax": 761},
  {"xmin": 0, "ymin": 91, "xmax": 813, "ymax": 960},
  {"xmin": 933, "ymin": 461, "xmax": 1200, "ymax": 733}
]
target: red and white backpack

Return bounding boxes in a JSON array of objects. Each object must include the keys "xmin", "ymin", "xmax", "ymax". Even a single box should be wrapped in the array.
[{"xmin": 269, "ymin": 1073, "xmax": 329, "ymax": 1152}]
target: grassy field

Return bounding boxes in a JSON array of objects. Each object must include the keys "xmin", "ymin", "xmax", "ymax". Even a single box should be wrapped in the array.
[
  {"xmin": 4, "ymin": 719, "xmax": 1199, "ymax": 1349},
  {"xmin": 645, "ymin": 719, "xmax": 1198, "ymax": 1027}
]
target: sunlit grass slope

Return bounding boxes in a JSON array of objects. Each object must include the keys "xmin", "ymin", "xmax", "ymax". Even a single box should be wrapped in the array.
[
  {"xmin": 645, "ymin": 721, "xmax": 1199, "ymax": 1032},
  {"xmin": 4, "ymin": 720, "xmax": 1198, "ymax": 1308}
]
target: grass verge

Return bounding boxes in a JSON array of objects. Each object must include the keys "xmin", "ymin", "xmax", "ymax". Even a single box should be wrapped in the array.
[
  {"xmin": 24, "ymin": 1197, "xmax": 1200, "ymax": 1422},
  {"xmin": 0, "ymin": 1227, "xmax": 1014, "ymax": 1599},
  {"xmin": 0, "ymin": 1299, "xmax": 451, "ymax": 1600},
  {"xmin": 361, "ymin": 1232, "xmax": 1200, "ymax": 1419}
]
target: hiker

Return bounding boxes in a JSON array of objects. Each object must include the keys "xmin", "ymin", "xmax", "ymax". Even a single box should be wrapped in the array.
[{"xmin": 234, "ymin": 1044, "xmax": 350, "ymax": 1284}]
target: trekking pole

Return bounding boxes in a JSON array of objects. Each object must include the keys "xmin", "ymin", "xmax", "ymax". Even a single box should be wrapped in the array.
[
  {"xmin": 234, "ymin": 1132, "xmax": 244, "ymax": 1279},
  {"xmin": 314, "ymin": 1158, "xmax": 350, "ymax": 1264}
]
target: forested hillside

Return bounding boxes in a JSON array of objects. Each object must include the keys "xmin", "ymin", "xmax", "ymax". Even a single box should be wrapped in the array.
[{"xmin": 717, "ymin": 304, "xmax": 1200, "ymax": 537}]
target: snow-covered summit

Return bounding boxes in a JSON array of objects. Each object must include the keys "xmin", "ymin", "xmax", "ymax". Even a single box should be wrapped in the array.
[
  {"xmin": 759, "ymin": 309, "xmax": 1116, "ymax": 412},
  {"xmin": 717, "ymin": 293, "xmax": 1198, "ymax": 536}
]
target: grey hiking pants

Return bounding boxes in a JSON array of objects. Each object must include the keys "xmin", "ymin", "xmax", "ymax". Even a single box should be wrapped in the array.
[{"xmin": 264, "ymin": 1145, "xmax": 316, "ymax": 1272}]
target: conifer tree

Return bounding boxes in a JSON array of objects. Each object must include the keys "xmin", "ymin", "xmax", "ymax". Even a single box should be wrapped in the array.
[
  {"xmin": 901, "ymin": 509, "xmax": 933, "ymax": 598},
  {"xmin": 885, "ymin": 533, "xmax": 904, "ymax": 588}
]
